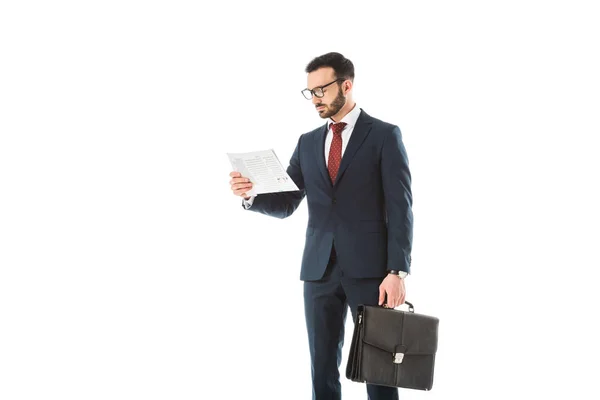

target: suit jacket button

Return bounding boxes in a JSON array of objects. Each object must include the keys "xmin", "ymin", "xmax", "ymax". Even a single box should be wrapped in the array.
[{"xmin": 332, "ymin": 198, "xmax": 337, "ymax": 204}]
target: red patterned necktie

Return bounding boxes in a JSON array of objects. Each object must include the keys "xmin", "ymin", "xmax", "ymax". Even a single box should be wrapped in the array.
[{"xmin": 327, "ymin": 122, "xmax": 347, "ymax": 183}]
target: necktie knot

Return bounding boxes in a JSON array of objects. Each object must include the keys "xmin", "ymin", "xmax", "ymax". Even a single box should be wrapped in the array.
[{"xmin": 331, "ymin": 122, "xmax": 347, "ymax": 136}]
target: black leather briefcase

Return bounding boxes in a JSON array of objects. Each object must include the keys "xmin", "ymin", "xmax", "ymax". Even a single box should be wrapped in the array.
[{"xmin": 346, "ymin": 301, "xmax": 439, "ymax": 391}]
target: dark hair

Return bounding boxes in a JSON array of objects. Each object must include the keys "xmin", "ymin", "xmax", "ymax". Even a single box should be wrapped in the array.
[{"xmin": 305, "ymin": 52, "xmax": 354, "ymax": 82}]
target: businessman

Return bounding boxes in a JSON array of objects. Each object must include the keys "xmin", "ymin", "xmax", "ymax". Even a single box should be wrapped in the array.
[{"xmin": 229, "ymin": 52, "xmax": 413, "ymax": 400}]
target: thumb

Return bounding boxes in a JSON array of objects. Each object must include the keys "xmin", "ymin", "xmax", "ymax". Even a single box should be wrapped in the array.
[{"xmin": 378, "ymin": 286, "xmax": 385, "ymax": 306}]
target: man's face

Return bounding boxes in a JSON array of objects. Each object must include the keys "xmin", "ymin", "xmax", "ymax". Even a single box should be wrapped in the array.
[{"xmin": 307, "ymin": 67, "xmax": 346, "ymax": 119}]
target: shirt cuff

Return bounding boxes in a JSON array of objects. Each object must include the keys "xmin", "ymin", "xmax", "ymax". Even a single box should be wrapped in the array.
[{"xmin": 242, "ymin": 195, "xmax": 255, "ymax": 209}]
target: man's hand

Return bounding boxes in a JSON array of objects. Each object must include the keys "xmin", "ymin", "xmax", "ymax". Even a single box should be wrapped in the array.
[
  {"xmin": 378, "ymin": 274, "xmax": 406, "ymax": 308},
  {"xmin": 229, "ymin": 171, "xmax": 253, "ymax": 200}
]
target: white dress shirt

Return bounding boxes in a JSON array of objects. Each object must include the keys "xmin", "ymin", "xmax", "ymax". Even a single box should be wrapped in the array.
[{"xmin": 242, "ymin": 104, "xmax": 407, "ymax": 278}]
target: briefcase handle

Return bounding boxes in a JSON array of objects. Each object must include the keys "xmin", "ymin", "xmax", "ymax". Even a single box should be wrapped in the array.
[{"xmin": 383, "ymin": 298, "xmax": 415, "ymax": 313}]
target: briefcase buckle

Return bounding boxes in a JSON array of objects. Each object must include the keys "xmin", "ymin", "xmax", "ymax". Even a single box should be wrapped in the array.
[{"xmin": 393, "ymin": 352, "xmax": 405, "ymax": 364}]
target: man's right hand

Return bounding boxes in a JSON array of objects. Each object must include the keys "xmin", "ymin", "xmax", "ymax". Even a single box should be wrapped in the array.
[{"xmin": 229, "ymin": 171, "xmax": 253, "ymax": 200}]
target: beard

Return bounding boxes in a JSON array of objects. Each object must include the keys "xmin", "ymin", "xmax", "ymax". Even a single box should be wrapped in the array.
[{"xmin": 316, "ymin": 88, "xmax": 346, "ymax": 119}]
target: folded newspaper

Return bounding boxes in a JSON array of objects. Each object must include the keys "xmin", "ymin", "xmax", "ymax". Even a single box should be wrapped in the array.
[{"xmin": 227, "ymin": 149, "xmax": 299, "ymax": 197}]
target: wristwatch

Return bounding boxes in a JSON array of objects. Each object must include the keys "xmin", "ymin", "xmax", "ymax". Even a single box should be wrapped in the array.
[{"xmin": 387, "ymin": 270, "xmax": 407, "ymax": 278}]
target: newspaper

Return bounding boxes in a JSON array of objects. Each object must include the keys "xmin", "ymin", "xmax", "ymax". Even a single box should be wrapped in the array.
[{"xmin": 226, "ymin": 149, "xmax": 299, "ymax": 196}]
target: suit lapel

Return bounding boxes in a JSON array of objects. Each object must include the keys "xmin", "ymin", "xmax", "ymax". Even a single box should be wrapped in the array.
[
  {"xmin": 315, "ymin": 122, "xmax": 331, "ymax": 186},
  {"xmin": 334, "ymin": 110, "xmax": 373, "ymax": 187}
]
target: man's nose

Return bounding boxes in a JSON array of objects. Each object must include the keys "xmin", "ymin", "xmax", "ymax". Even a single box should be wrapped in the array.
[{"xmin": 312, "ymin": 96, "xmax": 321, "ymax": 106}]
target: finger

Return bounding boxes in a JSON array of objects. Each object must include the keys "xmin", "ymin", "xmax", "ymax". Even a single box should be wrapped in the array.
[
  {"xmin": 230, "ymin": 177, "xmax": 250, "ymax": 185},
  {"xmin": 399, "ymin": 281, "xmax": 406, "ymax": 306},
  {"xmin": 391, "ymin": 290, "xmax": 399, "ymax": 308},
  {"xmin": 231, "ymin": 183, "xmax": 252, "ymax": 190},
  {"xmin": 378, "ymin": 286, "xmax": 385, "ymax": 306},
  {"xmin": 387, "ymin": 290, "xmax": 397, "ymax": 309},
  {"xmin": 234, "ymin": 183, "xmax": 252, "ymax": 194},
  {"xmin": 229, "ymin": 171, "xmax": 241, "ymax": 178},
  {"xmin": 232, "ymin": 182, "xmax": 253, "ymax": 190}
]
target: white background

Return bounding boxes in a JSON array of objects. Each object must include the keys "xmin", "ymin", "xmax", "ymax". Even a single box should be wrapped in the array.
[{"xmin": 1, "ymin": 1, "xmax": 599, "ymax": 399}]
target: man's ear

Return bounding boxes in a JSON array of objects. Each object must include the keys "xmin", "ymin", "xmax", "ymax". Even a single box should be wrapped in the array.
[{"xmin": 344, "ymin": 80, "xmax": 353, "ymax": 94}]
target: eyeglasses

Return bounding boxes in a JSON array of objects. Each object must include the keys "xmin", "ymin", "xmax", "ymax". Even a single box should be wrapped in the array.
[{"xmin": 301, "ymin": 78, "xmax": 343, "ymax": 100}]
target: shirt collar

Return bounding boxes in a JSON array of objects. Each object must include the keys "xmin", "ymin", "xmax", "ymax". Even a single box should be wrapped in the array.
[{"xmin": 328, "ymin": 104, "xmax": 361, "ymax": 130}]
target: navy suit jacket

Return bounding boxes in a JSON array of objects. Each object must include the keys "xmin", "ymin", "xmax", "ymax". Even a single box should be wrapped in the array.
[{"xmin": 245, "ymin": 109, "xmax": 413, "ymax": 281}]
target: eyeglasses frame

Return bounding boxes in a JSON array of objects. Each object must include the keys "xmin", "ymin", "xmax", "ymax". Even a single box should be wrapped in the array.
[{"xmin": 301, "ymin": 78, "xmax": 345, "ymax": 99}]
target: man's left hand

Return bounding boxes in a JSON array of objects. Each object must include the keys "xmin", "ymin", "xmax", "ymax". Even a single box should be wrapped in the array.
[{"xmin": 378, "ymin": 274, "xmax": 406, "ymax": 308}]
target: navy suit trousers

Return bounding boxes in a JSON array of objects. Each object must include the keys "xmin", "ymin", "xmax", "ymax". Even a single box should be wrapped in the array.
[{"xmin": 303, "ymin": 245, "xmax": 399, "ymax": 400}]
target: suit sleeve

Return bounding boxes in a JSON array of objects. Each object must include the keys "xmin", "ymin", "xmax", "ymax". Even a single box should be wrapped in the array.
[
  {"xmin": 381, "ymin": 126, "xmax": 413, "ymax": 274},
  {"xmin": 241, "ymin": 135, "xmax": 306, "ymax": 219}
]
